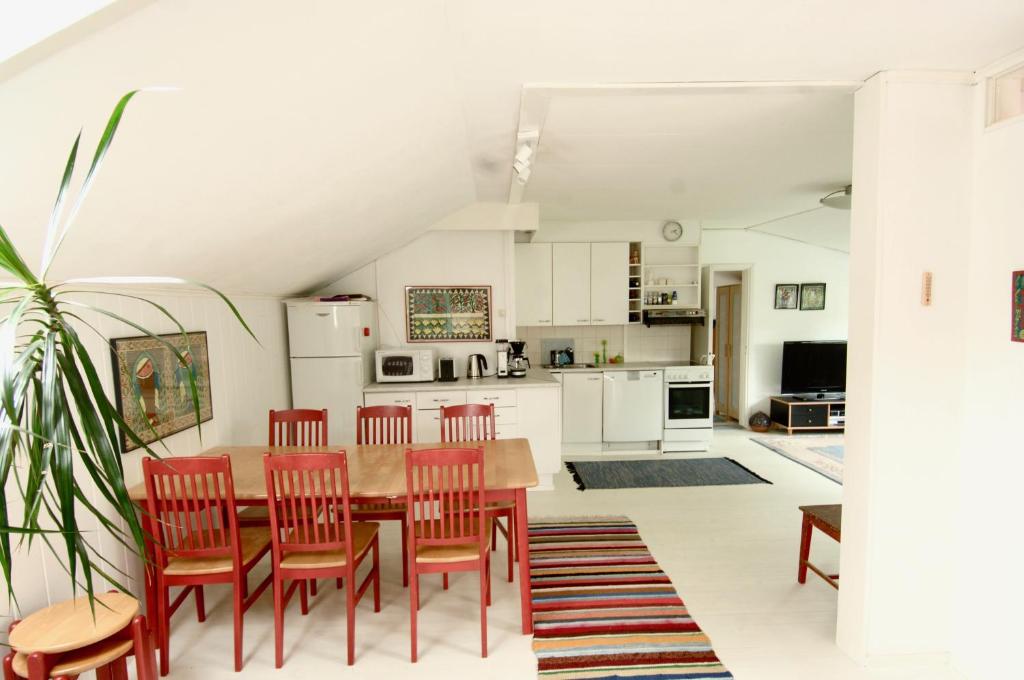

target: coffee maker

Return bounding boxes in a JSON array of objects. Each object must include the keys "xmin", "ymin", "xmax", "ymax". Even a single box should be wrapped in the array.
[
  {"xmin": 495, "ymin": 339, "xmax": 510, "ymax": 378},
  {"xmin": 508, "ymin": 340, "xmax": 530, "ymax": 378}
]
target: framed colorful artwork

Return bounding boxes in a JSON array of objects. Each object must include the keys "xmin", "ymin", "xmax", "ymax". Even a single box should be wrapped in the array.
[
  {"xmin": 110, "ymin": 331, "xmax": 213, "ymax": 452},
  {"xmin": 405, "ymin": 285, "xmax": 492, "ymax": 342},
  {"xmin": 774, "ymin": 284, "xmax": 799, "ymax": 309},
  {"xmin": 1013, "ymin": 270, "xmax": 1024, "ymax": 342},
  {"xmin": 799, "ymin": 283, "xmax": 827, "ymax": 311}
]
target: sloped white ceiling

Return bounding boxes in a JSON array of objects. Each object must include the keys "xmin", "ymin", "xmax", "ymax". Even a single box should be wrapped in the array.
[
  {"xmin": 2, "ymin": 0, "xmax": 1024, "ymax": 294},
  {"xmin": 0, "ymin": 1, "xmax": 476, "ymax": 294}
]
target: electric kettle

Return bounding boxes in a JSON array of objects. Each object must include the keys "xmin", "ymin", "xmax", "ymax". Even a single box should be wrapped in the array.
[{"xmin": 467, "ymin": 354, "xmax": 487, "ymax": 379}]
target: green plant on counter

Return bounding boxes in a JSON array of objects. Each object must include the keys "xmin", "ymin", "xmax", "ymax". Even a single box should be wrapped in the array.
[{"xmin": 0, "ymin": 92, "xmax": 257, "ymax": 608}]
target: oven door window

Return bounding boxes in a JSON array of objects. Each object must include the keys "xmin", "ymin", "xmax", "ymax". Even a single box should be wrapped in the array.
[{"xmin": 667, "ymin": 385, "xmax": 711, "ymax": 420}]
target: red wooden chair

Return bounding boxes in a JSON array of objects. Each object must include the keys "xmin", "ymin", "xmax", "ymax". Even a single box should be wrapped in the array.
[
  {"xmin": 353, "ymin": 405, "xmax": 413, "ymax": 587},
  {"xmin": 239, "ymin": 409, "xmax": 328, "ymax": 528},
  {"xmin": 269, "ymin": 408, "xmax": 328, "ymax": 446},
  {"xmin": 263, "ymin": 451, "xmax": 381, "ymax": 667},
  {"xmin": 142, "ymin": 455, "xmax": 272, "ymax": 675},
  {"xmin": 439, "ymin": 403, "xmax": 515, "ymax": 582},
  {"xmin": 405, "ymin": 447, "xmax": 491, "ymax": 661}
]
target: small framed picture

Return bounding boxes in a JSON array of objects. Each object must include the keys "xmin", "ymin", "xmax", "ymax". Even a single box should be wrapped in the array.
[
  {"xmin": 774, "ymin": 284, "xmax": 799, "ymax": 310},
  {"xmin": 1012, "ymin": 270, "xmax": 1024, "ymax": 342},
  {"xmin": 800, "ymin": 283, "xmax": 827, "ymax": 311}
]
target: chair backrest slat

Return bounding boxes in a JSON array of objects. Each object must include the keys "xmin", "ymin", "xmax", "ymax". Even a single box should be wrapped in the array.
[
  {"xmin": 264, "ymin": 452, "xmax": 354, "ymax": 561},
  {"xmin": 356, "ymin": 405, "xmax": 412, "ymax": 445},
  {"xmin": 405, "ymin": 447, "xmax": 485, "ymax": 551},
  {"xmin": 439, "ymin": 404, "xmax": 496, "ymax": 443},
  {"xmin": 143, "ymin": 455, "xmax": 240, "ymax": 566},
  {"xmin": 269, "ymin": 409, "xmax": 328, "ymax": 447}
]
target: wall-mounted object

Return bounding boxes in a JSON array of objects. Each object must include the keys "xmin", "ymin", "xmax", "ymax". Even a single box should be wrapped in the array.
[
  {"xmin": 1012, "ymin": 270, "xmax": 1024, "ymax": 342},
  {"xmin": 405, "ymin": 285, "xmax": 492, "ymax": 342},
  {"xmin": 799, "ymin": 283, "xmax": 827, "ymax": 311},
  {"xmin": 775, "ymin": 284, "xmax": 799, "ymax": 310},
  {"xmin": 921, "ymin": 272, "xmax": 933, "ymax": 306},
  {"xmin": 111, "ymin": 331, "xmax": 213, "ymax": 452}
]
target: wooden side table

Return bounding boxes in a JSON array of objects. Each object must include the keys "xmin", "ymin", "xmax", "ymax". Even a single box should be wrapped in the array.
[
  {"xmin": 798, "ymin": 504, "xmax": 842, "ymax": 589},
  {"xmin": 3, "ymin": 593, "xmax": 155, "ymax": 680}
]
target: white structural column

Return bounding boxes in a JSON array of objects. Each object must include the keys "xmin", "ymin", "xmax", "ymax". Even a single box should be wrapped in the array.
[{"xmin": 838, "ymin": 72, "xmax": 974, "ymax": 663}]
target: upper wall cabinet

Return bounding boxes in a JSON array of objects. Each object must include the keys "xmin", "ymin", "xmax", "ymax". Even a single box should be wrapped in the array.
[
  {"xmin": 553, "ymin": 243, "xmax": 592, "ymax": 325},
  {"xmin": 515, "ymin": 241, "xmax": 631, "ymax": 327},
  {"xmin": 590, "ymin": 242, "xmax": 629, "ymax": 325},
  {"xmin": 514, "ymin": 243, "xmax": 553, "ymax": 326}
]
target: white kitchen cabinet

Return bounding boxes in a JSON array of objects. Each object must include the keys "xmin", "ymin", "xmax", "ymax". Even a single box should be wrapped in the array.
[
  {"xmin": 561, "ymin": 372, "xmax": 604, "ymax": 444},
  {"xmin": 516, "ymin": 387, "xmax": 561, "ymax": 490},
  {"xmin": 590, "ymin": 242, "xmax": 629, "ymax": 325},
  {"xmin": 515, "ymin": 243, "xmax": 553, "ymax": 326},
  {"xmin": 552, "ymin": 243, "xmax": 592, "ymax": 326}
]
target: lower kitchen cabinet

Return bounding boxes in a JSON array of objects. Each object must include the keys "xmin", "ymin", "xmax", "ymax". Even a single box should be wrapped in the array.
[
  {"xmin": 561, "ymin": 372, "xmax": 604, "ymax": 444},
  {"xmin": 364, "ymin": 383, "xmax": 562, "ymax": 489}
]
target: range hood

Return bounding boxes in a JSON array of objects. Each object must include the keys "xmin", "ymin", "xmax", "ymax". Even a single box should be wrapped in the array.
[{"xmin": 643, "ymin": 309, "xmax": 706, "ymax": 327}]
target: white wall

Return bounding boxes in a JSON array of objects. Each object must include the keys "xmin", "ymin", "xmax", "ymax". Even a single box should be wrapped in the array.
[
  {"xmin": 1, "ymin": 288, "xmax": 289, "ymax": 628},
  {"xmin": 950, "ymin": 57, "xmax": 1024, "ymax": 680},
  {"xmin": 837, "ymin": 72, "xmax": 974, "ymax": 664},
  {"xmin": 702, "ymin": 229, "xmax": 849, "ymax": 421},
  {"xmin": 321, "ymin": 231, "xmax": 515, "ymax": 378}
]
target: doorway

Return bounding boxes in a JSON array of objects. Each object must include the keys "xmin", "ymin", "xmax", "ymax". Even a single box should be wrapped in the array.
[
  {"xmin": 714, "ymin": 282, "xmax": 742, "ymax": 419},
  {"xmin": 692, "ymin": 266, "xmax": 751, "ymax": 424}
]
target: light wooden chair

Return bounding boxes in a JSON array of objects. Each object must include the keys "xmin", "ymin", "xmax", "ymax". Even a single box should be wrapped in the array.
[
  {"xmin": 142, "ymin": 455, "xmax": 272, "ymax": 675},
  {"xmin": 263, "ymin": 451, "xmax": 381, "ymax": 667},
  {"xmin": 439, "ymin": 403, "xmax": 515, "ymax": 582},
  {"xmin": 405, "ymin": 447, "xmax": 491, "ymax": 661}
]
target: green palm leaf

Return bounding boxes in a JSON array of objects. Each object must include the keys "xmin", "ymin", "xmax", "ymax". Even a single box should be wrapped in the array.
[{"xmin": 0, "ymin": 92, "xmax": 258, "ymax": 610}]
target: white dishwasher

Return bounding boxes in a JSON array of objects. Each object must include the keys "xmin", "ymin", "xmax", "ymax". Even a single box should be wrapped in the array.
[{"xmin": 602, "ymin": 370, "xmax": 663, "ymax": 441}]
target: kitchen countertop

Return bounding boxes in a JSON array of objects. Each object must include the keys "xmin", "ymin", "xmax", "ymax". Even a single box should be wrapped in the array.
[
  {"xmin": 546, "ymin": 360, "xmax": 694, "ymax": 373},
  {"xmin": 364, "ymin": 369, "xmax": 559, "ymax": 393}
]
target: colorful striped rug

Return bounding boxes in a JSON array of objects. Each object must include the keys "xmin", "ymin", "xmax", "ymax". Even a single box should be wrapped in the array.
[{"xmin": 530, "ymin": 517, "xmax": 733, "ymax": 679}]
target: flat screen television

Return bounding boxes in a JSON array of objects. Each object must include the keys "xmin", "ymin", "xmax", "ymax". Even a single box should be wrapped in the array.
[{"xmin": 781, "ymin": 341, "xmax": 847, "ymax": 396}]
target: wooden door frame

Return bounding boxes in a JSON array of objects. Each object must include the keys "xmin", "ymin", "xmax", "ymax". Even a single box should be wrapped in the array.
[{"xmin": 700, "ymin": 265, "xmax": 752, "ymax": 426}]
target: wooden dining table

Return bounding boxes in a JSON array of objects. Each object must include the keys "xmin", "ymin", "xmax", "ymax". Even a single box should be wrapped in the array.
[{"xmin": 127, "ymin": 437, "xmax": 539, "ymax": 635}]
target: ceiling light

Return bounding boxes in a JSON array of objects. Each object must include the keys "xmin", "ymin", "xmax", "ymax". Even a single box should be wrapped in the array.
[
  {"xmin": 820, "ymin": 185, "xmax": 852, "ymax": 210},
  {"xmin": 515, "ymin": 166, "xmax": 531, "ymax": 185}
]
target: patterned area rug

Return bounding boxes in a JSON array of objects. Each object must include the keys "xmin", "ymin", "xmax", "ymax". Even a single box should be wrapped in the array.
[
  {"xmin": 530, "ymin": 517, "xmax": 733, "ymax": 679},
  {"xmin": 752, "ymin": 435, "xmax": 844, "ymax": 484}
]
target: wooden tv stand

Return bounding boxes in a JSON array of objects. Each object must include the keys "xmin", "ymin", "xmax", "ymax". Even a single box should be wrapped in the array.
[{"xmin": 770, "ymin": 396, "xmax": 845, "ymax": 434}]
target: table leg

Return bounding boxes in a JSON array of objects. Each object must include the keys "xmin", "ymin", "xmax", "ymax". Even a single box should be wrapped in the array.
[
  {"xmin": 798, "ymin": 513, "xmax": 812, "ymax": 584},
  {"xmin": 514, "ymin": 488, "xmax": 532, "ymax": 634}
]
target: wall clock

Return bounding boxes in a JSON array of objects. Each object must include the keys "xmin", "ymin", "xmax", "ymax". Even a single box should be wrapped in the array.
[{"xmin": 662, "ymin": 220, "xmax": 683, "ymax": 242}]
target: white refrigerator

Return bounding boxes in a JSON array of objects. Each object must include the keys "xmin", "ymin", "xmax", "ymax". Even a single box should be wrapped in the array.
[{"xmin": 286, "ymin": 300, "xmax": 378, "ymax": 445}]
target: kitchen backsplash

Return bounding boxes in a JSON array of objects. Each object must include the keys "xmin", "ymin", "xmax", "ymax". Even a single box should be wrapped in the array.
[{"xmin": 515, "ymin": 324, "xmax": 691, "ymax": 366}]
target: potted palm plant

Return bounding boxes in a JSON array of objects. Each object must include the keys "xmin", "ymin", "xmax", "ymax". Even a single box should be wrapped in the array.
[{"xmin": 0, "ymin": 91, "xmax": 256, "ymax": 605}]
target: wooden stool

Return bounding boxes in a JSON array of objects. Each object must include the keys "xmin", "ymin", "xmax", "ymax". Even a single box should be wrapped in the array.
[
  {"xmin": 3, "ymin": 593, "xmax": 156, "ymax": 680},
  {"xmin": 798, "ymin": 504, "xmax": 842, "ymax": 589}
]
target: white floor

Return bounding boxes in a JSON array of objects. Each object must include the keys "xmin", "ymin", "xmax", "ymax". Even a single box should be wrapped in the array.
[{"xmin": 157, "ymin": 427, "xmax": 963, "ymax": 680}]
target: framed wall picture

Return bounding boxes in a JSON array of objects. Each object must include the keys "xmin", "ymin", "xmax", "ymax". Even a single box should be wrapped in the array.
[
  {"xmin": 1013, "ymin": 270, "xmax": 1024, "ymax": 342},
  {"xmin": 774, "ymin": 284, "xmax": 799, "ymax": 309},
  {"xmin": 110, "ymin": 331, "xmax": 213, "ymax": 452},
  {"xmin": 405, "ymin": 285, "xmax": 492, "ymax": 342},
  {"xmin": 799, "ymin": 283, "xmax": 827, "ymax": 311}
]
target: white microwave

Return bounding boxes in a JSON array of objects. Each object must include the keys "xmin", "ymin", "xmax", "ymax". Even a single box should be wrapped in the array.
[{"xmin": 375, "ymin": 349, "xmax": 436, "ymax": 383}]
